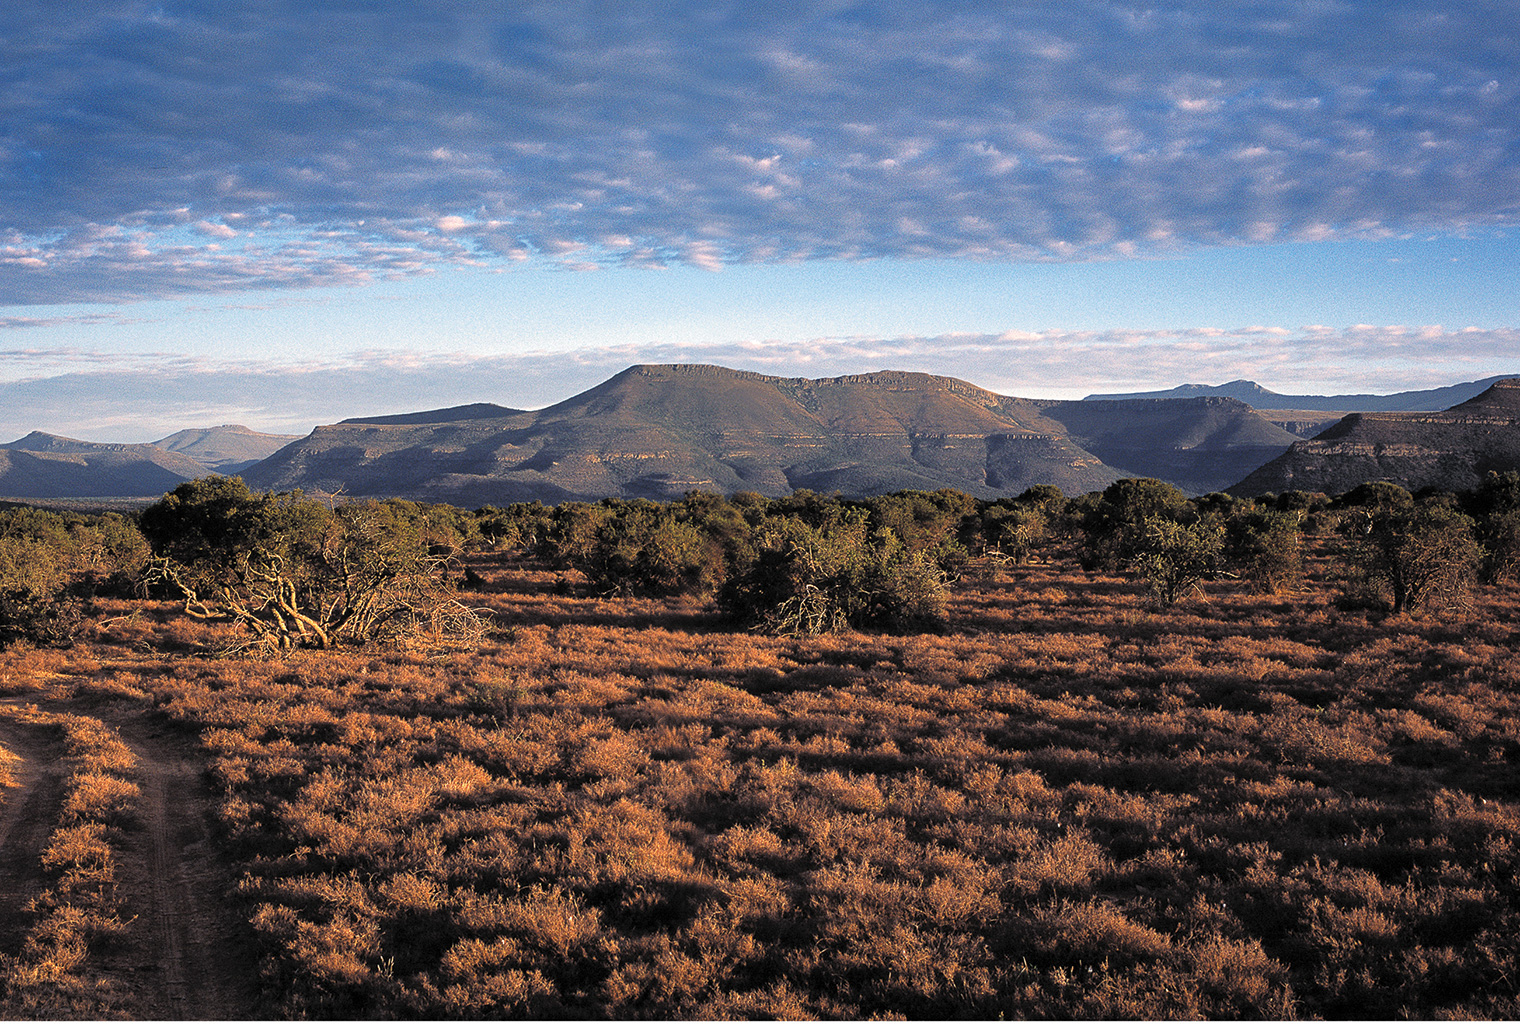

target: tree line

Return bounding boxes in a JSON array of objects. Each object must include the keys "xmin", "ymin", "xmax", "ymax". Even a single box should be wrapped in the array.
[{"xmin": 2, "ymin": 470, "xmax": 1518, "ymax": 650}]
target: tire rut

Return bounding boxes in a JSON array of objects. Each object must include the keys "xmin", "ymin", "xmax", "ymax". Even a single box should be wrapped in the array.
[
  {"xmin": 0, "ymin": 719, "xmax": 65, "ymax": 962},
  {"xmin": 94, "ymin": 713, "xmax": 266, "ymax": 1020}
]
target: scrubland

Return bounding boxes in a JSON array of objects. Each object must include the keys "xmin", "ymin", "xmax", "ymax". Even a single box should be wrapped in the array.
[{"xmin": 2, "ymin": 538, "xmax": 1519, "ymax": 1019}]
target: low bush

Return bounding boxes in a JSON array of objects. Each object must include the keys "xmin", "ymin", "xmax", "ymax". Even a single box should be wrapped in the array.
[
  {"xmin": 140, "ymin": 478, "xmax": 483, "ymax": 651},
  {"xmin": 1342, "ymin": 501, "xmax": 1481, "ymax": 614},
  {"xmin": 718, "ymin": 516, "xmax": 948, "ymax": 634}
]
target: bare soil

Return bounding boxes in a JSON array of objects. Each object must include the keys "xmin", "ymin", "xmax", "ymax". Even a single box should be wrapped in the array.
[{"xmin": 0, "ymin": 711, "xmax": 63, "ymax": 964}]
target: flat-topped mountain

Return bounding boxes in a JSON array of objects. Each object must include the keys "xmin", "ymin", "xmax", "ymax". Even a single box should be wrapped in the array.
[
  {"xmin": 245, "ymin": 364, "xmax": 1300, "ymax": 502},
  {"xmin": 339, "ymin": 403, "xmax": 523, "ymax": 426},
  {"xmin": 0, "ymin": 432, "xmax": 210, "ymax": 498},
  {"xmin": 152, "ymin": 424, "xmax": 303, "ymax": 473},
  {"xmin": 1087, "ymin": 374, "xmax": 1519, "ymax": 412},
  {"xmin": 1228, "ymin": 378, "xmax": 1520, "ymax": 496}
]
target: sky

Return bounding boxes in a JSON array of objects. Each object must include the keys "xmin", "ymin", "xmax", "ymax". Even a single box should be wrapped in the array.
[{"xmin": 2, "ymin": 0, "xmax": 1518, "ymax": 441}]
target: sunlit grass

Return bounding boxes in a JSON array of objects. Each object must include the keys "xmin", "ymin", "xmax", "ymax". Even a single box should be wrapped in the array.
[{"xmin": 3, "ymin": 540, "xmax": 1519, "ymax": 1018}]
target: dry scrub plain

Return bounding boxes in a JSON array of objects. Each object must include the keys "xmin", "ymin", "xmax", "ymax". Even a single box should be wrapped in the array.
[{"xmin": 2, "ymin": 546, "xmax": 1519, "ymax": 1019}]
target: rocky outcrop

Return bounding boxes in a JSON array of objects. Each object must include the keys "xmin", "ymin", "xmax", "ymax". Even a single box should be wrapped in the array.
[{"xmin": 1228, "ymin": 379, "xmax": 1520, "ymax": 496}]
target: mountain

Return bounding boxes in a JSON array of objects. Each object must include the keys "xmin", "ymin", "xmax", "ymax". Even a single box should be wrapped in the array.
[
  {"xmin": 1228, "ymin": 379, "xmax": 1520, "ymax": 497},
  {"xmin": 151, "ymin": 424, "xmax": 303, "ymax": 474},
  {"xmin": 338, "ymin": 403, "xmax": 522, "ymax": 426},
  {"xmin": 244, "ymin": 364, "xmax": 1301, "ymax": 502},
  {"xmin": 1085, "ymin": 375, "xmax": 1520, "ymax": 412},
  {"xmin": 0, "ymin": 432, "xmax": 209, "ymax": 498},
  {"xmin": 1034, "ymin": 398, "xmax": 1302, "ymax": 496}
]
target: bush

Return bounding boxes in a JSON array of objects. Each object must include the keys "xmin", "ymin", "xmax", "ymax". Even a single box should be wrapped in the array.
[
  {"xmin": 475, "ymin": 502, "xmax": 554, "ymax": 554},
  {"xmin": 1342, "ymin": 502, "xmax": 1481, "ymax": 614},
  {"xmin": 1128, "ymin": 514, "xmax": 1224, "ymax": 605},
  {"xmin": 977, "ymin": 503, "xmax": 1050, "ymax": 565},
  {"xmin": 865, "ymin": 489, "xmax": 976, "ymax": 557},
  {"xmin": 140, "ymin": 478, "xmax": 481, "ymax": 650},
  {"xmin": 1479, "ymin": 510, "xmax": 1520, "ymax": 584},
  {"xmin": 574, "ymin": 501, "xmax": 727, "ymax": 597},
  {"xmin": 1463, "ymin": 471, "xmax": 1520, "ymax": 583},
  {"xmin": 0, "ymin": 535, "xmax": 81, "ymax": 648},
  {"xmin": 718, "ymin": 516, "xmax": 948, "ymax": 635},
  {"xmin": 1079, "ymin": 479, "xmax": 1190, "ymax": 571},
  {"xmin": 1224, "ymin": 509, "xmax": 1304, "ymax": 594}
]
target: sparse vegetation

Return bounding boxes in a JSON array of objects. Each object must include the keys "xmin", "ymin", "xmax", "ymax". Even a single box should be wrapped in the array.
[
  {"xmin": 1, "ymin": 479, "xmax": 1518, "ymax": 1018},
  {"xmin": 0, "ymin": 706, "xmax": 139, "ymax": 1019}
]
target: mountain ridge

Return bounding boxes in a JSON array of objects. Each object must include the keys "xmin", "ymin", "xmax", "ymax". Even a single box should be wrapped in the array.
[
  {"xmin": 244, "ymin": 364, "xmax": 1299, "ymax": 502},
  {"xmin": 7, "ymin": 367, "xmax": 1516, "ymax": 501},
  {"xmin": 0, "ymin": 433, "xmax": 211, "ymax": 498},
  {"xmin": 1086, "ymin": 374, "xmax": 1520, "ymax": 411}
]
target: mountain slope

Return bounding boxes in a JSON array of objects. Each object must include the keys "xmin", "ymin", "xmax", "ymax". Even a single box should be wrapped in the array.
[
  {"xmin": 1086, "ymin": 375, "xmax": 1520, "ymax": 412},
  {"xmin": 1228, "ymin": 379, "xmax": 1520, "ymax": 496},
  {"xmin": 1035, "ymin": 398, "xmax": 1302, "ymax": 495},
  {"xmin": 0, "ymin": 433, "xmax": 209, "ymax": 497},
  {"xmin": 245, "ymin": 364, "xmax": 1301, "ymax": 502},
  {"xmin": 152, "ymin": 424, "xmax": 303, "ymax": 474},
  {"xmin": 248, "ymin": 365, "xmax": 1120, "ymax": 501}
]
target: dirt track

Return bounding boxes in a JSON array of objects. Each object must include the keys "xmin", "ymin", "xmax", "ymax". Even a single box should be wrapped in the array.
[
  {"xmin": 0, "ymin": 719, "xmax": 63, "ymax": 964},
  {"xmin": 0, "ymin": 700, "xmax": 264, "ymax": 1019}
]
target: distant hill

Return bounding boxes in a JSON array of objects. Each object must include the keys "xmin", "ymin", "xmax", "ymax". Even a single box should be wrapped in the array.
[
  {"xmin": 152, "ymin": 424, "xmax": 303, "ymax": 474},
  {"xmin": 1228, "ymin": 379, "xmax": 1520, "ymax": 496},
  {"xmin": 1086, "ymin": 375, "xmax": 1520, "ymax": 412},
  {"xmin": 244, "ymin": 364, "xmax": 1301, "ymax": 502},
  {"xmin": 0, "ymin": 432, "xmax": 208, "ymax": 498}
]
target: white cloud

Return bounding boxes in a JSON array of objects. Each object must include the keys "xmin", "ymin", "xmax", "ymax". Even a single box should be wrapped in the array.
[
  {"xmin": 192, "ymin": 221, "xmax": 237, "ymax": 239},
  {"xmin": 4, "ymin": 324, "xmax": 1517, "ymax": 441},
  {"xmin": 0, "ymin": 1, "xmax": 1513, "ymax": 303}
]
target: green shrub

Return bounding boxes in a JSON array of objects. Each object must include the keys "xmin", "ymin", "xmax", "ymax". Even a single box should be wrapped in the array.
[
  {"xmin": 581, "ymin": 503, "xmax": 725, "ymax": 597},
  {"xmin": 1224, "ymin": 509, "xmax": 1304, "ymax": 594},
  {"xmin": 0, "ymin": 534, "xmax": 81, "ymax": 648},
  {"xmin": 1128, "ymin": 514, "xmax": 1224, "ymax": 605},
  {"xmin": 1342, "ymin": 502, "xmax": 1480, "ymax": 614},
  {"xmin": 718, "ymin": 516, "xmax": 948, "ymax": 635},
  {"xmin": 1463, "ymin": 471, "xmax": 1520, "ymax": 583},
  {"xmin": 1079, "ymin": 479, "xmax": 1190, "ymax": 571},
  {"xmin": 140, "ymin": 478, "xmax": 480, "ymax": 650}
]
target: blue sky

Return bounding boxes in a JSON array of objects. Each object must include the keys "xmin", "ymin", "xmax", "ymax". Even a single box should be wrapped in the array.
[{"xmin": 2, "ymin": 1, "xmax": 1518, "ymax": 440}]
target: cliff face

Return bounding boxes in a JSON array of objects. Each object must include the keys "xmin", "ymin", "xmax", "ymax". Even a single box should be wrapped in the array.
[
  {"xmin": 1227, "ymin": 379, "xmax": 1520, "ymax": 496},
  {"xmin": 244, "ymin": 364, "xmax": 1301, "ymax": 503}
]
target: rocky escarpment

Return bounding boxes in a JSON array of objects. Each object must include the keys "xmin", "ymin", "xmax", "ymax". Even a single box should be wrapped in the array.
[{"xmin": 1228, "ymin": 379, "xmax": 1520, "ymax": 496}]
